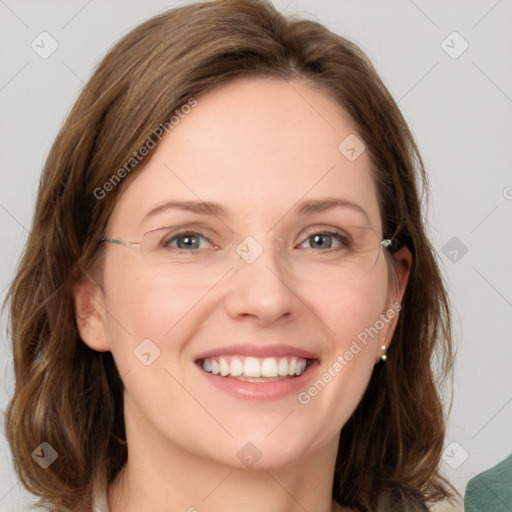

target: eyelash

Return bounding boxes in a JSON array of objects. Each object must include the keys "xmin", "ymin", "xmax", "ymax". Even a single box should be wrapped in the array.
[
  {"xmin": 163, "ymin": 231, "xmax": 216, "ymax": 251},
  {"xmin": 162, "ymin": 228, "xmax": 351, "ymax": 252},
  {"xmin": 299, "ymin": 229, "xmax": 351, "ymax": 251}
]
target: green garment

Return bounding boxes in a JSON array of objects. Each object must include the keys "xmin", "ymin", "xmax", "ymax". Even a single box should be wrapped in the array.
[{"xmin": 464, "ymin": 453, "xmax": 512, "ymax": 511}]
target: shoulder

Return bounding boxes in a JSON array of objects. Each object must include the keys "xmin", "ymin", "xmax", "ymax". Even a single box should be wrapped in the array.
[
  {"xmin": 428, "ymin": 496, "xmax": 464, "ymax": 512},
  {"xmin": 464, "ymin": 453, "xmax": 512, "ymax": 511}
]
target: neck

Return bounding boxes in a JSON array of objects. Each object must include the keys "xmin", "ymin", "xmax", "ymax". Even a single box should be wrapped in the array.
[
  {"xmin": 108, "ymin": 399, "xmax": 343, "ymax": 512},
  {"xmin": 109, "ymin": 463, "xmax": 341, "ymax": 512}
]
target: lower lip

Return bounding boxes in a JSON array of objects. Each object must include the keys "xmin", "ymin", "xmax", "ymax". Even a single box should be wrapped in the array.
[{"xmin": 196, "ymin": 361, "xmax": 319, "ymax": 401}]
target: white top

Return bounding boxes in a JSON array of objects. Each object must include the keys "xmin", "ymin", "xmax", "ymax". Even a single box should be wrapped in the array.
[{"xmin": 92, "ymin": 479, "xmax": 109, "ymax": 512}]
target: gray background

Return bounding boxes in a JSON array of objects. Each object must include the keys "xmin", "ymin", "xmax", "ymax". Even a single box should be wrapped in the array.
[{"xmin": 1, "ymin": 0, "xmax": 511, "ymax": 509}]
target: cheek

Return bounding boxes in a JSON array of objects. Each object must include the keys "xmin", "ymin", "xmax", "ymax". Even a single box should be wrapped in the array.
[
  {"xmin": 100, "ymin": 255, "xmax": 209, "ymax": 371},
  {"xmin": 298, "ymin": 267, "xmax": 390, "ymax": 430},
  {"xmin": 310, "ymin": 264, "xmax": 390, "ymax": 348}
]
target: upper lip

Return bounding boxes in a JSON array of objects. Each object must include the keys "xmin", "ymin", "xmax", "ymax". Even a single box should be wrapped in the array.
[{"xmin": 194, "ymin": 344, "xmax": 319, "ymax": 361}]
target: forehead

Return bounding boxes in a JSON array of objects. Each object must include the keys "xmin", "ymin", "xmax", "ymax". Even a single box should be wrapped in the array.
[{"xmin": 109, "ymin": 77, "xmax": 381, "ymax": 231}]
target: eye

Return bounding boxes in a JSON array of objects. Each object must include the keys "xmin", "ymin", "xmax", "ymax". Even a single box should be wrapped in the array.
[
  {"xmin": 163, "ymin": 231, "xmax": 213, "ymax": 250},
  {"xmin": 297, "ymin": 230, "xmax": 351, "ymax": 251}
]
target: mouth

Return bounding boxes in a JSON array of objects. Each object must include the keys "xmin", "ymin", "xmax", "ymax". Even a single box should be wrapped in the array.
[
  {"xmin": 196, "ymin": 355, "xmax": 311, "ymax": 382},
  {"xmin": 193, "ymin": 345, "xmax": 319, "ymax": 400}
]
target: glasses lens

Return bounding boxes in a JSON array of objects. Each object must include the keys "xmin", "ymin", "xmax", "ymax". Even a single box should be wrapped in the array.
[
  {"xmin": 140, "ymin": 226, "xmax": 388, "ymax": 281},
  {"xmin": 283, "ymin": 226, "xmax": 386, "ymax": 281}
]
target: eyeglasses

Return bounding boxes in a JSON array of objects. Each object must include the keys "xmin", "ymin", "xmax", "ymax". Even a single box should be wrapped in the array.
[{"xmin": 99, "ymin": 224, "xmax": 393, "ymax": 282}]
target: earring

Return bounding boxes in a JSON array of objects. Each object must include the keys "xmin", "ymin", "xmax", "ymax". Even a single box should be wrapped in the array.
[{"xmin": 380, "ymin": 344, "xmax": 387, "ymax": 361}]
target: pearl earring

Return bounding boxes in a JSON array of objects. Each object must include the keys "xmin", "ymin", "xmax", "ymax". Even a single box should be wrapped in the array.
[{"xmin": 380, "ymin": 344, "xmax": 387, "ymax": 361}]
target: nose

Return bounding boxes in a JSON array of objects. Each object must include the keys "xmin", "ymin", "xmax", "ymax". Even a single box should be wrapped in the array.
[{"xmin": 222, "ymin": 237, "xmax": 298, "ymax": 327}]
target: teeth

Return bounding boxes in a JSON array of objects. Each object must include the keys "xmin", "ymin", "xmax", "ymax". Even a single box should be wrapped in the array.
[
  {"xmin": 278, "ymin": 357, "xmax": 288, "ymax": 376},
  {"xmin": 201, "ymin": 356, "xmax": 309, "ymax": 379},
  {"xmin": 296, "ymin": 359, "xmax": 307, "ymax": 375},
  {"xmin": 288, "ymin": 358, "xmax": 297, "ymax": 376},
  {"xmin": 261, "ymin": 358, "xmax": 278, "ymax": 377},
  {"xmin": 219, "ymin": 358, "xmax": 230, "ymax": 377},
  {"xmin": 230, "ymin": 357, "xmax": 243, "ymax": 376},
  {"xmin": 243, "ymin": 357, "xmax": 261, "ymax": 377}
]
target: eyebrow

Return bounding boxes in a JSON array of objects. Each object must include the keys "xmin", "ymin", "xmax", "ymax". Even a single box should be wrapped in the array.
[
  {"xmin": 143, "ymin": 198, "xmax": 369, "ymax": 222},
  {"xmin": 143, "ymin": 200, "xmax": 225, "ymax": 220},
  {"xmin": 294, "ymin": 198, "xmax": 369, "ymax": 221}
]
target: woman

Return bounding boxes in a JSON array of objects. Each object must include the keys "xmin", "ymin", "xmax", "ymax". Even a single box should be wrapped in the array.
[{"xmin": 5, "ymin": 0, "xmax": 457, "ymax": 510}]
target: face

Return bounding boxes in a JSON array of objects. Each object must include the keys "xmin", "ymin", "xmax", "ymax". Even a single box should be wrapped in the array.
[{"xmin": 76, "ymin": 77, "xmax": 410, "ymax": 471}]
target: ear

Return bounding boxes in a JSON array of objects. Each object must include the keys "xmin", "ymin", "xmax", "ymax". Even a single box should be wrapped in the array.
[
  {"xmin": 73, "ymin": 279, "xmax": 110, "ymax": 352},
  {"xmin": 390, "ymin": 246, "xmax": 412, "ymax": 307},
  {"xmin": 377, "ymin": 246, "xmax": 412, "ymax": 361}
]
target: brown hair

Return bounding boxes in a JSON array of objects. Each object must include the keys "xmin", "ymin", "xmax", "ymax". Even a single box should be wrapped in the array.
[{"xmin": 4, "ymin": 1, "xmax": 455, "ymax": 510}]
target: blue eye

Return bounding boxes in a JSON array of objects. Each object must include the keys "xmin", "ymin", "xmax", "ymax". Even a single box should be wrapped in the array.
[
  {"xmin": 164, "ymin": 232, "xmax": 211, "ymax": 250},
  {"xmin": 299, "ymin": 231, "xmax": 350, "ymax": 250},
  {"xmin": 157, "ymin": 229, "xmax": 351, "ymax": 253}
]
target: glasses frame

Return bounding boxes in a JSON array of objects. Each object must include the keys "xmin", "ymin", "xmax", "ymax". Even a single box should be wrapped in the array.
[
  {"xmin": 99, "ymin": 228, "xmax": 393, "ymax": 272},
  {"xmin": 100, "ymin": 227, "xmax": 393, "ymax": 249}
]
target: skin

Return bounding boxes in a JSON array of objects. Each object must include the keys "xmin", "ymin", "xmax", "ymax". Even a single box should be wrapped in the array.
[{"xmin": 75, "ymin": 77, "xmax": 411, "ymax": 512}]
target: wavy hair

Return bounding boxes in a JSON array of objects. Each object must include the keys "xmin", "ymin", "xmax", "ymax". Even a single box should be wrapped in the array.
[{"xmin": 4, "ymin": 1, "xmax": 455, "ymax": 510}]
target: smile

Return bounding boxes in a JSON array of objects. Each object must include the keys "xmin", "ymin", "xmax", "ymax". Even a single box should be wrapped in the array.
[
  {"xmin": 199, "ymin": 356, "xmax": 309, "ymax": 381},
  {"xmin": 194, "ymin": 344, "xmax": 319, "ymax": 400}
]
